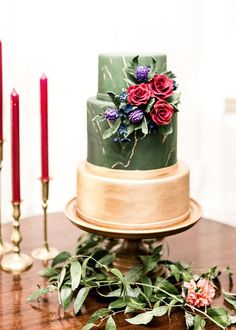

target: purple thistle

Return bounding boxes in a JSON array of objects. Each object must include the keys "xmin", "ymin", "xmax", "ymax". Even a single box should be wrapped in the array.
[
  {"xmin": 104, "ymin": 108, "xmax": 119, "ymax": 121},
  {"xmin": 135, "ymin": 65, "xmax": 149, "ymax": 82},
  {"xmin": 128, "ymin": 109, "xmax": 144, "ymax": 124}
]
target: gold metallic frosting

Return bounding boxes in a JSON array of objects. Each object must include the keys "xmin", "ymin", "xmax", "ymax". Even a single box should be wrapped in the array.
[{"xmin": 76, "ymin": 161, "xmax": 190, "ymax": 230}]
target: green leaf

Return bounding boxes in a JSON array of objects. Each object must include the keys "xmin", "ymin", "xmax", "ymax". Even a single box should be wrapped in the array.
[
  {"xmin": 60, "ymin": 285, "xmax": 73, "ymax": 309},
  {"xmin": 107, "ymin": 92, "xmax": 116, "ymax": 104},
  {"xmin": 223, "ymin": 291, "xmax": 236, "ymax": 310},
  {"xmin": 182, "ymin": 270, "xmax": 193, "ymax": 281},
  {"xmin": 38, "ymin": 267, "xmax": 59, "ymax": 278},
  {"xmin": 151, "ymin": 57, "xmax": 157, "ymax": 70},
  {"xmin": 127, "ymin": 298, "xmax": 146, "ymax": 311},
  {"xmin": 152, "ymin": 306, "xmax": 168, "ymax": 317},
  {"xmin": 103, "ymin": 128, "xmax": 114, "ymax": 139},
  {"xmin": 141, "ymin": 117, "xmax": 148, "ymax": 135},
  {"xmin": 27, "ymin": 285, "xmax": 57, "ymax": 301},
  {"xmin": 109, "ymin": 297, "xmax": 128, "ymax": 310},
  {"xmin": 207, "ymin": 308, "xmax": 231, "ymax": 327},
  {"xmin": 169, "ymin": 264, "xmax": 181, "ymax": 282},
  {"xmin": 110, "ymin": 268, "xmax": 125, "ymax": 284},
  {"xmin": 82, "ymin": 324, "xmax": 95, "ymax": 330},
  {"xmin": 155, "ymin": 277, "xmax": 179, "ymax": 295},
  {"xmin": 103, "ymin": 118, "xmax": 121, "ymax": 139},
  {"xmin": 106, "ymin": 92, "xmax": 120, "ymax": 107},
  {"xmin": 74, "ymin": 287, "xmax": 90, "ymax": 314},
  {"xmin": 96, "ymin": 254, "xmax": 116, "ymax": 268},
  {"xmin": 51, "ymin": 251, "xmax": 71, "ymax": 267},
  {"xmin": 145, "ymin": 97, "xmax": 155, "ymax": 113},
  {"xmin": 106, "ymin": 316, "xmax": 116, "ymax": 330},
  {"xmin": 142, "ymin": 276, "xmax": 152, "ymax": 298},
  {"xmin": 100, "ymin": 287, "xmax": 140, "ymax": 298},
  {"xmin": 89, "ymin": 308, "xmax": 110, "ymax": 323},
  {"xmin": 194, "ymin": 315, "xmax": 206, "ymax": 330},
  {"xmin": 132, "ymin": 55, "xmax": 139, "ymax": 68},
  {"xmin": 110, "ymin": 268, "xmax": 127, "ymax": 295},
  {"xmin": 126, "ymin": 311, "xmax": 153, "ymax": 325},
  {"xmin": 126, "ymin": 67, "xmax": 135, "ymax": 76},
  {"xmin": 124, "ymin": 266, "xmax": 144, "ymax": 282},
  {"xmin": 58, "ymin": 267, "xmax": 66, "ymax": 289},
  {"xmin": 124, "ymin": 124, "xmax": 135, "ymax": 138},
  {"xmin": 162, "ymin": 70, "xmax": 176, "ymax": 79},
  {"xmin": 81, "ymin": 257, "xmax": 90, "ymax": 284},
  {"xmin": 139, "ymin": 253, "xmax": 160, "ymax": 273},
  {"xmin": 185, "ymin": 311, "xmax": 194, "ymax": 329},
  {"xmin": 165, "ymin": 92, "xmax": 181, "ymax": 106},
  {"xmin": 70, "ymin": 260, "xmax": 82, "ymax": 290},
  {"xmin": 158, "ymin": 124, "xmax": 173, "ymax": 143}
]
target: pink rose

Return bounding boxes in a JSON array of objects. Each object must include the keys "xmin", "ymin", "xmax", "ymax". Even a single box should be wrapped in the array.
[
  {"xmin": 182, "ymin": 279, "xmax": 216, "ymax": 308},
  {"xmin": 150, "ymin": 100, "xmax": 174, "ymax": 125},
  {"xmin": 127, "ymin": 83, "xmax": 151, "ymax": 106},
  {"xmin": 149, "ymin": 74, "xmax": 173, "ymax": 99}
]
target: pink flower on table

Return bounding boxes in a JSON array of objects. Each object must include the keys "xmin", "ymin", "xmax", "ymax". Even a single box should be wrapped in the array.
[{"xmin": 182, "ymin": 279, "xmax": 216, "ymax": 308}]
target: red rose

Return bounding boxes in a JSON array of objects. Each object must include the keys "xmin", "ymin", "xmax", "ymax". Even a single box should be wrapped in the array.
[
  {"xmin": 127, "ymin": 83, "xmax": 151, "ymax": 106},
  {"xmin": 150, "ymin": 100, "xmax": 174, "ymax": 125},
  {"xmin": 149, "ymin": 74, "xmax": 173, "ymax": 99}
]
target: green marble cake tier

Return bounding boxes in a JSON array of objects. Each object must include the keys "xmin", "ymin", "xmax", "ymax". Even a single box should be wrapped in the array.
[
  {"xmin": 87, "ymin": 53, "xmax": 177, "ymax": 170},
  {"xmin": 97, "ymin": 53, "xmax": 166, "ymax": 101},
  {"xmin": 87, "ymin": 97, "xmax": 177, "ymax": 170}
]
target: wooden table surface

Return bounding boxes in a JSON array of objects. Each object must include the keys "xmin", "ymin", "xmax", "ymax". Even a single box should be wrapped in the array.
[{"xmin": 0, "ymin": 213, "xmax": 236, "ymax": 330}]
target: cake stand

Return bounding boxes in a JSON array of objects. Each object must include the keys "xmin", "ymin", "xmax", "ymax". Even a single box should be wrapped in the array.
[{"xmin": 65, "ymin": 198, "xmax": 202, "ymax": 273}]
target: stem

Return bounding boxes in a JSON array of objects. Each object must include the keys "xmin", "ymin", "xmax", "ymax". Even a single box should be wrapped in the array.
[{"xmin": 95, "ymin": 309, "xmax": 126, "ymax": 328}]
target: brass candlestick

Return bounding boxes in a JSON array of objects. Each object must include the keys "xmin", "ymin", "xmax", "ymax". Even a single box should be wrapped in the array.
[
  {"xmin": 0, "ymin": 201, "xmax": 33, "ymax": 273},
  {"xmin": 31, "ymin": 179, "xmax": 59, "ymax": 261},
  {"xmin": 0, "ymin": 140, "xmax": 12, "ymax": 255}
]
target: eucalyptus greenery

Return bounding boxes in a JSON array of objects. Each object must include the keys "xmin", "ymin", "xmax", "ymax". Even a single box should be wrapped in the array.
[{"xmin": 28, "ymin": 234, "xmax": 236, "ymax": 330}]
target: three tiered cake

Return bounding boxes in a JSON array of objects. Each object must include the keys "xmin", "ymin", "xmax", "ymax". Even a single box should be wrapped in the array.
[{"xmin": 66, "ymin": 53, "xmax": 201, "ymax": 233}]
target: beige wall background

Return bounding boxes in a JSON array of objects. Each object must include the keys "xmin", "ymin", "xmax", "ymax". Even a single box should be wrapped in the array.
[{"xmin": 0, "ymin": 0, "xmax": 235, "ymax": 226}]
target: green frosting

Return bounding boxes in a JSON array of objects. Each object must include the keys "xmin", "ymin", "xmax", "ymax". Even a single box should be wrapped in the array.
[{"xmin": 87, "ymin": 53, "xmax": 177, "ymax": 170}]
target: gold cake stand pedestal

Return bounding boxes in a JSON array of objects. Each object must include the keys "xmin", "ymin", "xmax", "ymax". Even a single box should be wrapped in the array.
[{"xmin": 65, "ymin": 198, "xmax": 202, "ymax": 273}]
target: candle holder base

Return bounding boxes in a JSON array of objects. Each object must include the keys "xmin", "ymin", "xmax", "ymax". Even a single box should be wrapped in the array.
[
  {"xmin": 0, "ymin": 241, "xmax": 13, "ymax": 255},
  {"xmin": 31, "ymin": 246, "xmax": 59, "ymax": 261},
  {"xmin": 0, "ymin": 252, "xmax": 33, "ymax": 273}
]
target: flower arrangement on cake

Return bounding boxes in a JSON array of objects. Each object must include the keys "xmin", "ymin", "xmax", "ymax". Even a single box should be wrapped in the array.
[
  {"xmin": 94, "ymin": 56, "xmax": 180, "ymax": 144},
  {"xmin": 28, "ymin": 235, "xmax": 236, "ymax": 330}
]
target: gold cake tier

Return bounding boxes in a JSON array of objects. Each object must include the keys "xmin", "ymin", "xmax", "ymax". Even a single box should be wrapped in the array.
[{"xmin": 76, "ymin": 161, "xmax": 190, "ymax": 231}]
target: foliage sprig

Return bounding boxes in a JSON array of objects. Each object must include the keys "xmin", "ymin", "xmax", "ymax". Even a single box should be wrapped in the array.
[{"xmin": 28, "ymin": 234, "xmax": 236, "ymax": 330}]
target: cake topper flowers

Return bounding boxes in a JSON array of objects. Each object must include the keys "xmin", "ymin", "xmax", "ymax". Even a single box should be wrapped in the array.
[{"xmin": 94, "ymin": 56, "xmax": 180, "ymax": 143}]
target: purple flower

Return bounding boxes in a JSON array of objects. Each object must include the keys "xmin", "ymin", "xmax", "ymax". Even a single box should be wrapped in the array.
[
  {"xmin": 135, "ymin": 65, "xmax": 149, "ymax": 82},
  {"xmin": 128, "ymin": 109, "xmax": 144, "ymax": 124},
  {"xmin": 104, "ymin": 108, "xmax": 119, "ymax": 121}
]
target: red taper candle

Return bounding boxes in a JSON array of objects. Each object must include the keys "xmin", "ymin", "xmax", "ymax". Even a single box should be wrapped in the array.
[
  {"xmin": 11, "ymin": 89, "xmax": 21, "ymax": 203},
  {"xmin": 0, "ymin": 41, "xmax": 3, "ymax": 141},
  {"xmin": 40, "ymin": 74, "xmax": 49, "ymax": 181}
]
